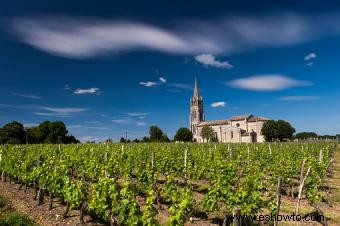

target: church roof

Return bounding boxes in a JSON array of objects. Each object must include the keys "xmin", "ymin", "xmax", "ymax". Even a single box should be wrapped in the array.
[
  {"xmin": 230, "ymin": 114, "xmax": 253, "ymax": 121},
  {"xmin": 198, "ymin": 119, "xmax": 230, "ymax": 126},
  {"xmin": 248, "ymin": 116, "xmax": 270, "ymax": 122},
  {"xmin": 197, "ymin": 114, "xmax": 269, "ymax": 127}
]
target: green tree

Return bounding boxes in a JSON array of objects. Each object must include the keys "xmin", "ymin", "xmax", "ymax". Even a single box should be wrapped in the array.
[
  {"xmin": 27, "ymin": 126, "xmax": 41, "ymax": 144},
  {"xmin": 149, "ymin": 126, "xmax": 164, "ymax": 142},
  {"xmin": 201, "ymin": 125, "xmax": 215, "ymax": 143},
  {"xmin": 276, "ymin": 120, "xmax": 295, "ymax": 141},
  {"xmin": 174, "ymin": 127, "xmax": 193, "ymax": 142},
  {"xmin": 1, "ymin": 121, "xmax": 26, "ymax": 144},
  {"xmin": 295, "ymin": 132, "xmax": 318, "ymax": 140},
  {"xmin": 120, "ymin": 137, "xmax": 126, "ymax": 143},
  {"xmin": 38, "ymin": 121, "xmax": 51, "ymax": 142},
  {"xmin": 262, "ymin": 120, "xmax": 295, "ymax": 142},
  {"xmin": 261, "ymin": 120, "xmax": 278, "ymax": 142}
]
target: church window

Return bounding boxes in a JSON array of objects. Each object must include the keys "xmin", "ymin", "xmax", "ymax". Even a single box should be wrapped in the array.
[
  {"xmin": 231, "ymin": 131, "xmax": 234, "ymax": 139},
  {"xmin": 236, "ymin": 123, "xmax": 240, "ymax": 127}
]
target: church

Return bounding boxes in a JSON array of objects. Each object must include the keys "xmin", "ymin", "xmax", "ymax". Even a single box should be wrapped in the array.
[{"xmin": 190, "ymin": 79, "xmax": 269, "ymax": 143}]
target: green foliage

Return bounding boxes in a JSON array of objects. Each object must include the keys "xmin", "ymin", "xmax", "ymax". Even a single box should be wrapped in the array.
[
  {"xmin": 149, "ymin": 126, "xmax": 164, "ymax": 142},
  {"xmin": 262, "ymin": 120, "xmax": 295, "ymax": 142},
  {"xmin": 0, "ymin": 121, "xmax": 26, "ymax": 144},
  {"xmin": 141, "ymin": 188, "xmax": 159, "ymax": 226},
  {"xmin": 0, "ymin": 142, "xmax": 334, "ymax": 225},
  {"xmin": 295, "ymin": 132, "xmax": 318, "ymax": 140},
  {"xmin": 0, "ymin": 212, "xmax": 35, "ymax": 226},
  {"xmin": 200, "ymin": 125, "xmax": 215, "ymax": 142},
  {"xmin": 174, "ymin": 127, "xmax": 193, "ymax": 142},
  {"xmin": 0, "ymin": 196, "xmax": 7, "ymax": 208}
]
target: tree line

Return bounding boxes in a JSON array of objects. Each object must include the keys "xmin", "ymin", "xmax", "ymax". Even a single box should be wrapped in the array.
[{"xmin": 0, "ymin": 121, "xmax": 79, "ymax": 144}]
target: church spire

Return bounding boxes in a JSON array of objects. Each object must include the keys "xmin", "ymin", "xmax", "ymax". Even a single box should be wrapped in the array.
[{"xmin": 193, "ymin": 77, "xmax": 200, "ymax": 98}]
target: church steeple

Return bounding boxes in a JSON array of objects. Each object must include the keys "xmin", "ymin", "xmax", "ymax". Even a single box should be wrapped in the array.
[
  {"xmin": 190, "ymin": 77, "xmax": 204, "ymax": 139},
  {"xmin": 193, "ymin": 77, "xmax": 200, "ymax": 98}
]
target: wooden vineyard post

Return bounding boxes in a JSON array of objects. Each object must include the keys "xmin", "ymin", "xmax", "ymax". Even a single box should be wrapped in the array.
[
  {"xmin": 269, "ymin": 144, "xmax": 272, "ymax": 155},
  {"xmin": 296, "ymin": 166, "xmax": 312, "ymax": 215},
  {"xmin": 319, "ymin": 149, "xmax": 323, "ymax": 162},
  {"xmin": 233, "ymin": 206, "xmax": 241, "ymax": 226},
  {"xmin": 105, "ymin": 144, "xmax": 108, "ymax": 178},
  {"xmin": 151, "ymin": 149, "xmax": 155, "ymax": 170},
  {"xmin": 184, "ymin": 147, "xmax": 187, "ymax": 183},
  {"xmin": 274, "ymin": 177, "xmax": 282, "ymax": 226}
]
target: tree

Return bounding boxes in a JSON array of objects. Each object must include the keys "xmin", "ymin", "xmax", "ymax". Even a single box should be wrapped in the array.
[
  {"xmin": 38, "ymin": 121, "xmax": 51, "ymax": 143},
  {"xmin": 201, "ymin": 125, "xmax": 215, "ymax": 143},
  {"xmin": 142, "ymin": 136, "xmax": 150, "ymax": 142},
  {"xmin": 160, "ymin": 133, "xmax": 170, "ymax": 142},
  {"xmin": 1, "ymin": 121, "xmax": 26, "ymax": 144},
  {"xmin": 27, "ymin": 126, "xmax": 41, "ymax": 144},
  {"xmin": 261, "ymin": 120, "xmax": 278, "ymax": 142},
  {"xmin": 174, "ymin": 127, "xmax": 193, "ymax": 142},
  {"xmin": 120, "ymin": 137, "xmax": 126, "ymax": 143},
  {"xmin": 149, "ymin": 126, "xmax": 164, "ymax": 142},
  {"xmin": 262, "ymin": 120, "xmax": 295, "ymax": 142},
  {"xmin": 295, "ymin": 132, "xmax": 318, "ymax": 140}
]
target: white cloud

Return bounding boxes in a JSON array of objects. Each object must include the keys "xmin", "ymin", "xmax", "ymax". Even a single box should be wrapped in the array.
[
  {"xmin": 112, "ymin": 118, "xmax": 132, "ymax": 124},
  {"xmin": 36, "ymin": 107, "xmax": 89, "ymax": 117},
  {"xmin": 23, "ymin": 123, "xmax": 39, "ymax": 128},
  {"xmin": 307, "ymin": 62, "xmax": 314, "ymax": 67},
  {"xmin": 74, "ymin": 88, "xmax": 100, "ymax": 95},
  {"xmin": 304, "ymin": 52, "xmax": 317, "ymax": 61},
  {"xmin": 195, "ymin": 54, "xmax": 233, "ymax": 69},
  {"xmin": 139, "ymin": 82, "xmax": 158, "ymax": 87},
  {"xmin": 137, "ymin": 122, "xmax": 147, "ymax": 126},
  {"xmin": 9, "ymin": 13, "xmax": 340, "ymax": 59},
  {"xmin": 64, "ymin": 84, "xmax": 71, "ymax": 90},
  {"xmin": 167, "ymin": 83, "xmax": 192, "ymax": 90},
  {"xmin": 211, "ymin": 102, "xmax": 226, "ymax": 107},
  {"xmin": 228, "ymin": 75, "xmax": 313, "ymax": 91},
  {"xmin": 159, "ymin": 77, "xmax": 167, "ymax": 83},
  {"xmin": 12, "ymin": 92, "xmax": 41, "ymax": 99},
  {"xmin": 127, "ymin": 112, "xmax": 148, "ymax": 117},
  {"xmin": 279, "ymin": 96, "xmax": 320, "ymax": 101}
]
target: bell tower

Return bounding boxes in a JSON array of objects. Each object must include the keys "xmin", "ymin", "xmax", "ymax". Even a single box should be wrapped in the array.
[{"xmin": 190, "ymin": 78, "xmax": 204, "ymax": 138}]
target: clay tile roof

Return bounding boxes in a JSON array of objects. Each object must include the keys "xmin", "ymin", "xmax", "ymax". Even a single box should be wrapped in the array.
[
  {"xmin": 198, "ymin": 119, "xmax": 230, "ymax": 126},
  {"xmin": 247, "ymin": 116, "xmax": 270, "ymax": 122},
  {"xmin": 230, "ymin": 114, "xmax": 252, "ymax": 121}
]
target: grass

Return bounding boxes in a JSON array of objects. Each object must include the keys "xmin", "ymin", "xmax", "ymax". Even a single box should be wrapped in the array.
[{"xmin": 0, "ymin": 196, "xmax": 35, "ymax": 226}]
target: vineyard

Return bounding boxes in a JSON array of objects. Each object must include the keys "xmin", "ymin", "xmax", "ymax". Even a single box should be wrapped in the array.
[{"xmin": 0, "ymin": 142, "xmax": 336, "ymax": 225}]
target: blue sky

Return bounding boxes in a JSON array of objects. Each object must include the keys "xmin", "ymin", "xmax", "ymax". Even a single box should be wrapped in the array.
[{"xmin": 1, "ymin": 0, "xmax": 340, "ymax": 141}]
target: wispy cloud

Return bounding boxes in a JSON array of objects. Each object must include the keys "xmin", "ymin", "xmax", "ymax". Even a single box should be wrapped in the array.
[
  {"xmin": 139, "ymin": 82, "xmax": 158, "ymax": 87},
  {"xmin": 35, "ymin": 107, "xmax": 89, "ymax": 117},
  {"xmin": 228, "ymin": 75, "xmax": 313, "ymax": 91},
  {"xmin": 137, "ymin": 122, "xmax": 147, "ymax": 126},
  {"xmin": 74, "ymin": 87, "xmax": 101, "ymax": 95},
  {"xmin": 304, "ymin": 52, "xmax": 317, "ymax": 61},
  {"xmin": 64, "ymin": 84, "xmax": 71, "ymax": 90},
  {"xmin": 279, "ymin": 96, "xmax": 320, "ymax": 101},
  {"xmin": 159, "ymin": 77, "xmax": 167, "ymax": 83},
  {"xmin": 12, "ymin": 92, "xmax": 41, "ymax": 99},
  {"xmin": 68, "ymin": 124, "xmax": 109, "ymax": 130},
  {"xmin": 9, "ymin": 13, "xmax": 340, "ymax": 59},
  {"xmin": 112, "ymin": 118, "xmax": 132, "ymax": 124},
  {"xmin": 195, "ymin": 54, "xmax": 233, "ymax": 69},
  {"xmin": 211, "ymin": 102, "xmax": 226, "ymax": 107},
  {"xmin": 23, "ymin": 123, "xmax": 39, "ymax": 128},
  {"xmin": 307, "ymin": 62, "xmax": 314, "ymax": 67},
  {"xmin": 127, "ymin": 112, "xmax": 148, "ymax": 117},
  {"xmin": 167, "ymin": 83, "xmax": 192, "ymax": 90}
]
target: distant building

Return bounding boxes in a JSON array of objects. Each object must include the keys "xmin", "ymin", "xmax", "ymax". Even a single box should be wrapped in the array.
[{"xmin": 190, "ymin": 79, "xmax": 269, "ymax": 143}]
